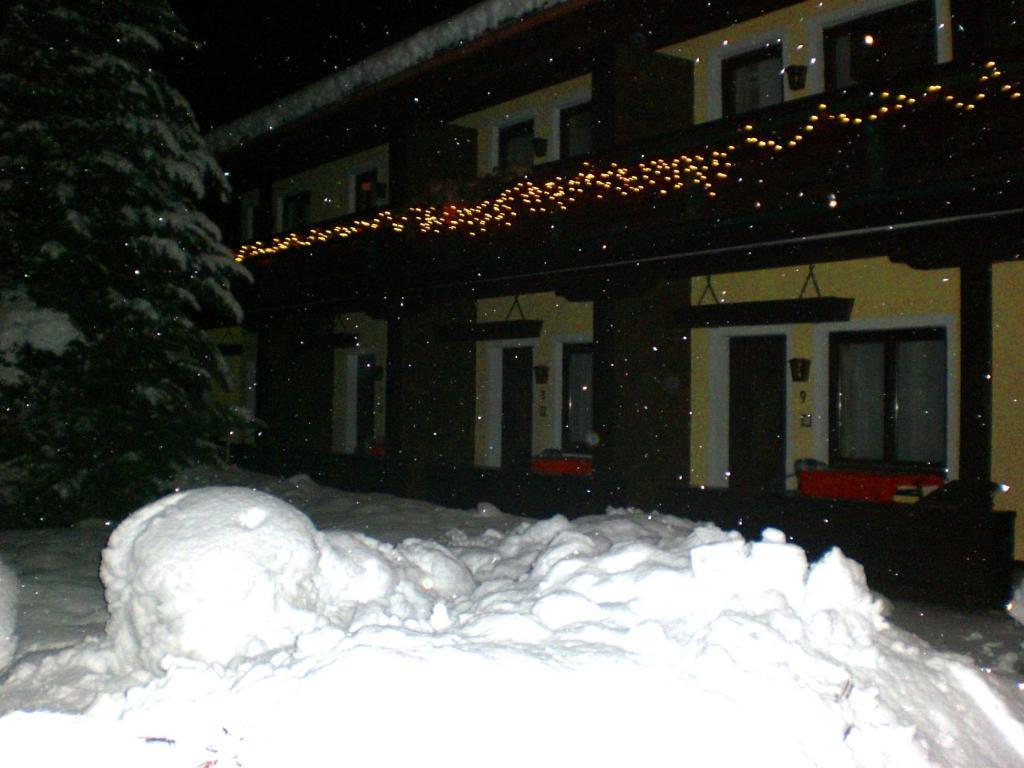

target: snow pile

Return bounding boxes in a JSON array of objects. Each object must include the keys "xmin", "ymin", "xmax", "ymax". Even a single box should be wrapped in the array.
[
  {"xmin": 0, "ymin": 559, "xmax": 16, "ymax": 671},
  {"xmin": 1010, "ymin": 579, "xmax": 1024, "ymax": 627},
  {"xmin": 209, "ymin": 0, "xmax": 572, "ymax": 151},
  {"xmin": 1, "ymin": 486, "xmax": 1023, "ymax": 767},
  {"xmin": 102, "ymin": 488, "xmax": 328, "ymax": 671}
]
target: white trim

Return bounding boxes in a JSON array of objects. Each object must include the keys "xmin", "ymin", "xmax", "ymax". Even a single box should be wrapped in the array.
[
  {"xmin": 804, "ymin": 0, "xmax": 952, "ymax": 95},
  {"xmin": 547, "ymin": 89, "xmax": 592, "ymax": 162},
  {"xmin": 489, "ymin": 109, "xmax": 538, "ymax": 173},
  {"xmin": 547, "ymin": 332, "xmax": 593, "ymax": 450},
  {"xmin": 704, "ymin": 28, "xmax": 791, "ymax": 122},
  {"xmin": 479, "ymin": 338, "xmax": 538, "ymax": 468},
  {"xmin": 810, "ymin": 314, "xmax": 958, "ymax": 478},
  {"xmin": 706, "ymin": 325, "xmax": 796, "ymax": 489}
]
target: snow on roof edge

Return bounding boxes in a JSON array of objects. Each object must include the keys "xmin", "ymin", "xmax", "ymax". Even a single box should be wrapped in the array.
[{"xmin": 207, "ymin": 0, "xmax": 575, "ymax": 154}]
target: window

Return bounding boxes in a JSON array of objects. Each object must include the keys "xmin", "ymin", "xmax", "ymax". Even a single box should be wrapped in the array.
[
  {"xmin": 498, "ymin": 119, "xmax": 535, "ymax": 171},
  {"xmin": 280, "ymin": 190, "xmax": 310, "ymax": 231},
  {"xmin": 241, "ymin": 199, "xmax": 257, "ymax": 240},
  {"xmin": 559, "ymin": 102, "xmax": 593, "ymax": 160},
  {"xmin": 722, "ymin": 43, "xmax": 783, "ymax": 117},
  {"xmin": 353, "ymin": 168, "xmax": 380, "ymax": 214},
  {"xmin": 825, "ymin": 1, "xmax": 936, "ymax": 91},
  {"xmin": 562, "ymin": 343, "xmax": 594, "ymax": 453},
  {"xmin": 829, "ymin": 328, "xmax": 946, "ymax": 467}
]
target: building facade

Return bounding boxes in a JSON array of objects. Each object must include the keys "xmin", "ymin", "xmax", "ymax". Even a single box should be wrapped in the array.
[{"xmin": 208, "ymin": 0, "xmax": 1024, "ymax": 605}]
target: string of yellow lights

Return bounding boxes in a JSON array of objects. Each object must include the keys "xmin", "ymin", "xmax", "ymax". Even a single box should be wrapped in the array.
[{"xmin": 235, "ymin": 61, "xmax": 1021, "ymax": 263}]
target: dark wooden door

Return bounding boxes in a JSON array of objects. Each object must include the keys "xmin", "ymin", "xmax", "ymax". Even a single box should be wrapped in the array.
[
  {"xmin": 502, "ymin": 347, "xmax": 533, "ymax": 470},
  {"xmin": 729, "ymin": 335, "xmax": 786, "ymax": 492},
  {"xmin": 356, "ymin": 353, "xmax": 376, "ymax": 453}
]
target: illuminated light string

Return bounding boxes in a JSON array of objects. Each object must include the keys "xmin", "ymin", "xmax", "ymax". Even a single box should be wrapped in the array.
[{"xmin": 235, "ymin": 61, "xmax": 1022, "ymax": 262}]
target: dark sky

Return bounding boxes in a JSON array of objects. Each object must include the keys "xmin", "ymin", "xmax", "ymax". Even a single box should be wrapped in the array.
[{"xmin": 169, "ymin": 0, "xmax": 484, "ymax": 130}]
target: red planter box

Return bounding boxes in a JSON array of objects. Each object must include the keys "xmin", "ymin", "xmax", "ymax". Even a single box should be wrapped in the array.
[
  {"xmin": 531, "ymin": 457, "xmax": 593, "ymax": 476},
  {"xmin": 799, "ymin": 469, "xmax": 944, "ymax": 503}
]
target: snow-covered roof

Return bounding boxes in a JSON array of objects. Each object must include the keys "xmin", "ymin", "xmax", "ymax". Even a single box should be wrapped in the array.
[{"xmin": 208, "ymin": 0, "xmax": 576, "ymax": 153}]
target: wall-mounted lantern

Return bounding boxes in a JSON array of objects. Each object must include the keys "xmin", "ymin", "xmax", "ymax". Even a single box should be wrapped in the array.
[
  {"xmin": 532, "ymin": 137, "xmax": 549, "ymax": 157},
  {"xmin": 533, "ymin": 364, "xmax": 550, "ymax": 385},
  {"xmin": 785, "ymin": 64, "xmax": 808, "ymax": 91},
  {"xmin": 788, "ymin": 357, "xmax": 811, "ymax": 382}
]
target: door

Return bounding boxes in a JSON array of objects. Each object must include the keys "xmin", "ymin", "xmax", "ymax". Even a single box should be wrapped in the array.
[
  {"xmin": 355, "ymin": 353, "xmax": 377, "ymax": 453},
  {"xmin": 728, "ymin": 335, "xmax": 786, "ymax": 492},
  {"xmin": 502, "ymin": 347, "xmax": 533, "ymax": 470}
]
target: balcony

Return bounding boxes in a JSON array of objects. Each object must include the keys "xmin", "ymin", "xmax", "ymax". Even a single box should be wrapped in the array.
[{"xmin": 236, "ymin": 56, "xmax": 1024, "ymax": 312}]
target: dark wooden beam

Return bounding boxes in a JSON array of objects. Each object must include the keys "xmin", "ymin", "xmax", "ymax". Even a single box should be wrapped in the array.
[
  {"xmin": 674, "ymin": 297, "xmax": 854, "ymax": 328},
  {"xmin": 959, "ymin": 259, "xmax": 994, "ymax": 512}
]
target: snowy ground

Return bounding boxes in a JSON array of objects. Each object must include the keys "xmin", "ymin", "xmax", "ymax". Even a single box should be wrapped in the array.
[{"xmin": 0, "ymin": 468, "xmax": 1023, "ymax": 767}]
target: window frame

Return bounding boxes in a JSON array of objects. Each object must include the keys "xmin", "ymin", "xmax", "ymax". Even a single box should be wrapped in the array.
[
  {"xmin": 278, "ymin": 189, "xmax": 311, "ymax": 232},
  {"xmin": 828, "ymin": 326, "xmax": 947, "ymax": 470},
  {"xmin": 721, "ymin": 42, "xmax": 784, "ymax": 118},
  {"xmin": 558, "ymin": 101, "xmax": 594, "ymax": 161},
  {"xmin": 561, "ymin": 342, "xmax": 595, "ymax": 455},
  {"xmin": 823, "ymin": 0, "xmax": 937, "ymax": 92},
  {"xmin": 352, "ymin": 166, "xmax": 380, "ymax": 215},
  {"xmin": 497, "ymin": 118, "xmax": 536, "ymax": 172}
]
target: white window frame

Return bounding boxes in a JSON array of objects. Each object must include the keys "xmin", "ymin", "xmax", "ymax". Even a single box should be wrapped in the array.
[
  {"xmin": 548, "ymin": 90, "xmax": 593, "ymax": 162},
  {"xmin": 810, "ymin": 314, "xmax": 958, "ymax": 478},
  {"xmin": 705, "ymin": 28, "xmax": 791, "ymax": 122},
  {"xmin": 490, "ymin": 109, "xmax": 538, "ymax": 173}
]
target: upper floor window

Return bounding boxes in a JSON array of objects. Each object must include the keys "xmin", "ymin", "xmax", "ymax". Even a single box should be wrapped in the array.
[
  {"xmin": 280, "ymin": 190, "xmax": 310, "ymax": 231},
  {"xmin": 825, "ymin": 1, "xmax": 936, "ymax": 91},
  {"xmin": 354, "ymin": 168, "xmax": 381, "ymax": 214},
  {"xmin": 498, "ymin": 119, "xmax": 535, "ymax": 171},
  {"xmin": 829, "ymin": 327, "xmax": 946, "ymax": 468},
  {"xmin": 559, "ymin": 102, "xmax": 593, "ymax": 160},
  {"xmin": 241, "ymin": 198, "xmax": 257, "ymax": 241},
  {"xmin": 722, "ymin": 43, "xmax": 783, "ymax": 117},
  {"xmin": 563, "ymin": 343, "xmax": 594, "ymax": 454}
]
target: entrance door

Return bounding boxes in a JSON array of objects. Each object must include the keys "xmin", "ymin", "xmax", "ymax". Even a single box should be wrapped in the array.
[
  {"xmin": 502, "ymin": 347, "xmax": 533, "ymax": 470},
  {"xmin": 355, "ymin": 353, "xmax": 377, "ymax": 453},
  {"xmin": 728, "ymin": 335, "xmax": 786, "ymax": 492}
]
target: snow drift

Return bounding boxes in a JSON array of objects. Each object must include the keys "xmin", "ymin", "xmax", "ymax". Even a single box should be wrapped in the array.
[
  {"xmin": 1, "ymin": 484, "xmax": 1023, "ymax": 767},
  {"xmin": 0, "ymin": 559, "xmax": 16, "ymax": 671}
]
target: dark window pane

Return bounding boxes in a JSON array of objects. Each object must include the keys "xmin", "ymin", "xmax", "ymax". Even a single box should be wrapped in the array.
[
  {"xmin": 894, "ymin": 339, "xmax": 946, "ymax": 464},
  {"xmin": 722, "ymin": 44, "xmax": 783, "ymax": 117},
  {"xmin": 563, "ymin": 344, "xmax": 594, "ymax": 452},
  {"xmin": 281, "ymin": 190, "xmax": 310, "ymax": 231},
  {"xmin": 354, "ymin": 168, "xmax": 379, "ymax": 214},
  {"xmin": 835, "ymin": 341, "xmax": 886, "ymax": 460},
  {"xmin": 825, "ymin": 1, "xmax": 936, "ymax": 90},
  {"xmin": 560, "ymin": 102, "xmax": 593, "ymax": 159},
  {"xmin": 499, "ymin": 120, "xmax": 534, "ymax": 171}
]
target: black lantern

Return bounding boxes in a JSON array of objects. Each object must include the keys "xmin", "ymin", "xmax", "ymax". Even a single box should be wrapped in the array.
[
  {"xmin": 785, "ymin": 64, "xmax": 808, "ymax": 91},
  {"xmin": 788, "ymin": 357, "xmax": 811, "ymax": 382},
  {"xmin": 532, "ymin": 137, "xmax": 549, "ymax": 157},
  {"xmin": 533, "ymin": 364, "xmax": 550, "ymax": 385}
]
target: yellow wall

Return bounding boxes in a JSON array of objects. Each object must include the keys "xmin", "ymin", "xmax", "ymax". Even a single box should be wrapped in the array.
[
  {"xmin": 689, "ymin": 257, "xmax": 960, "ymax": 490},
  {"xmin": 473, "ymin": 292, "xmax": 592, "ymax": 465},
  {"xmin": 993, "ymin": 261, "xmax": 1024, "ymax": 558},
  {"xmin": 331, "ymin": 313, "xmax": 388, "ymax": 453},
  {"xmin": 271, "ymin": 144, "xmax": 390, "ymax": 229},
  {"xmin": 452, "ymin": 76, "xmax": 591, "ymax": 176}
]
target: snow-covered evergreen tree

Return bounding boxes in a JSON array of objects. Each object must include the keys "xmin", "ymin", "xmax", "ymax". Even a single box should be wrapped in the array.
[{"xmin": 0, "ymin": 1, "xmax": 249, "ymax": 523}]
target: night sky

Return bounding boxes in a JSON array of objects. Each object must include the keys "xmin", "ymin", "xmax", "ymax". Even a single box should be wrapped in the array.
[{"xmin": 169, "ymin": 0, "xmax": 484, "ymax": 131}]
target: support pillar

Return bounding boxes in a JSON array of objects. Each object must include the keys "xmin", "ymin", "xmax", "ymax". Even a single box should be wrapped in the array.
[{"xmin": 959, "ymin": 259, "xmax": 994, "ymax": 512}]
